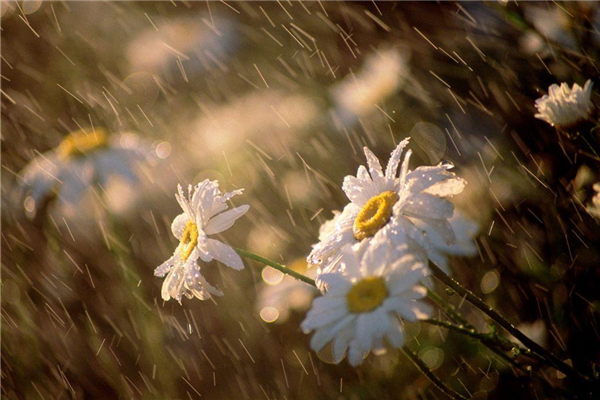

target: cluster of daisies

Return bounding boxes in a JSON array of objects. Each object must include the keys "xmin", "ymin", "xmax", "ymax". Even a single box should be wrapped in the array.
[
  {"xmin": 16, "ymin": 78, "xmax": 596, "ymax": 367},
  {"xmin": 154, "ymin": 138, "xmax": 469, "ymax": 366}
]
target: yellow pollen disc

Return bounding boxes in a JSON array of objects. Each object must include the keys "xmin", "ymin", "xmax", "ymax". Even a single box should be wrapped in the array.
[
  {"xmin": 180, "ymin": 221, "xmax": 199, "ymax": 261},
  {"xmin": 346, "ymin": 277, "xmax": 388, "ymax": 313},
  {"xmin": 57, "ymin": 128, "xmax": 109, "ymax": 160},
  {"xmin": 353, "ymin": 191, "xmax": 399, "ymax": 241}
]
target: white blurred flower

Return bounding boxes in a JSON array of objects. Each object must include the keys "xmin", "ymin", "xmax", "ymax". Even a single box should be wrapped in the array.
[
  {"xmin": 525, "ymin": 6, "xmax": 576, "ymax": 48},
  {"xmin": 588, "ymin": 183, "xmax": 600, "ymax": 219},
  {"xmin": 155, "ymin": 180, "xmax": 249, "ymax": 302},
  {"xmin": 127, "ymin": 17, "xmax": 238, "ymax": 77},
  {"xmin": 535, "ymin": 80, "xmax": 594, "ymax": 129},
  {"xmin": 19, "ymin": 128, "xmax": 154, "ymax": 214},
  {"xmin": 308, "ymin": 138, "xmax": 466, "ymax": 282},
  {"xmin": 301, "ymin": 247, "xmax": 431, "ymax": 366},
  {"xmin": 512, "ymin": 320, "xmax": 547, "ymax": 349},
  {"xmin": 332, "ymin": 48, "xmax": 409, "ymax": 122},
  {"xmin": 257, "ymin": 259, "xmax": 318, "ymax": 324},
  {"xmin": 194, "ymin": 91, "xmax": 319, "ymax": 155}
]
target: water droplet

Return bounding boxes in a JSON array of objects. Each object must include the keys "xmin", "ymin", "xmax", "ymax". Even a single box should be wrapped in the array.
[
  {"xmin": 410, "ymin": 122, "xmax": 447, "ymax": 164},
  {"xmin": 24, "ymin": 196, "xmax": 36, "ymax": 214},
  {"xmin": 156, "ymin": 141, "xmax": 172, "ymax": 159}
]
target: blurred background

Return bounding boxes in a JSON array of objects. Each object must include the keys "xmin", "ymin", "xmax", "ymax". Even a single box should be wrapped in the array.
[{"xmin": 2, "ymin": 1, "xmax": 600, "ymax": 399}]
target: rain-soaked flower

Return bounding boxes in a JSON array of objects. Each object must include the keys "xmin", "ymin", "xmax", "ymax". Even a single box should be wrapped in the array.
[
  {"xmin": 257, "ymin": 259, "xmax": 318, "ymax": 324},
  {"xmin": 301, "ymin": 247, "xmax": 431, "ymax": 366},
  {"xmin": 154, "ymin": 180, "xmax": 249, "ymax": 302},
  {"xmin": 19, "ymin": 128, "xmax": 154, "ymax": 214},
  {"xmin": 535, "ymin": 80, "xmax": 594, "ymax": 129},
  {"xmin": 308, "ymin": 138, "xmax": 466, "ymax": 281}
]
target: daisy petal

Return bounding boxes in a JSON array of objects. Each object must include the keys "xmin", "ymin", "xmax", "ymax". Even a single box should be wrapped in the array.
[
  {"xmin": 205, "ymin": 239, "xmax": 244, "ymax": 270},
  {"xmin": 205, "ymin": 205, "xmax": 250, "ymax": 235}
]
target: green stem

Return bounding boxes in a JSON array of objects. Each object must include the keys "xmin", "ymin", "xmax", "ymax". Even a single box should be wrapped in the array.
[
  {"xmin": 422, "ymin": 319, "xmax": 573, "ymax": 399},
  {"xmin": 428, "ymin": 262, "xmax": 590, "ymax": 384},
  {"xmin": 422, "ymin": 319, "xmax": 528, "ymax": 354},
  {"xmin": 400, "ymin": 347, "xmax": 469, "ymax": 400},
  {"xmin": 234, "ymin": 248, "xmax": 317, "ymax": 287},
  {"xmin": 427, "ymin": 288, "xmax": 473, "ymax": 328}
]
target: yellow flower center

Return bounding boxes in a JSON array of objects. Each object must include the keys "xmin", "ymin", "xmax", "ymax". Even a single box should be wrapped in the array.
[
  {"xmin": 353, "ymin": 191, "xmax": 399, "ymax": 241},
  {"xmin": 180, "ymin": 221, "xmax": 199, "ymax": 261},
  {"xmin": 57, "ymin": 128, "xmax": 109, "ymax": 160},
  {"xmin": 346, "ymin": 277, "xmax": 388, "ymax": 313}
]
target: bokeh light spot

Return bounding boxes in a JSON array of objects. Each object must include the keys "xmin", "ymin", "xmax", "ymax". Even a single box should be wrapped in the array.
[
  {"xmin": 259, "ymin": 306, "xmax": 279, "ymax": 323},
  {"xmin": 480, "ymin": 269, "xmax": 500, "ymax": 294},
  {"xmin": 261, "ymin": 267, "xmax": 284, "ymax": 286}
]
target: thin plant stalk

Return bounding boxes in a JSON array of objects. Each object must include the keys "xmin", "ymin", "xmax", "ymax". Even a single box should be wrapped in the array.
[
  {"xmin": 422, "ymin": 319, "xmax": 574, "ymax": 400},
  {"xmin": 235, "ymin": 248, "xmax": 317, "ymax": 287},
  {"xmin": 426, "ymin": 288, "xmax": 473, "ymax": 328},
  {"xmin": 400, "ymin": 347, "xmax": 469, "ymax": 400},
  {"xmin": 428, "ymin": 261, "xmax": 591, "ymax": 384},
  {"xmin": 235, "ymin": 249, "xmax": 589, "ymax": 395},
  {"xmin": 236, "ymin": 249, "xmax": 470, "ymax": 399}
]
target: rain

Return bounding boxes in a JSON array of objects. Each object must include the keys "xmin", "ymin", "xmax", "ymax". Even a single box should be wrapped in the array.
[{"xmin": 1, "ymin": 1, "xmax": 599, "ymax": 399}]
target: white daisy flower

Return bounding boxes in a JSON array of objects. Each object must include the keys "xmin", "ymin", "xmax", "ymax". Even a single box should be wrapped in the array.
[
  {"xmin": 19, "ymin": 128, "xmax": 154, "ymax": 214},
  {"xmin": 535, "ymin": 80, "xmax": 594, "ymax": 129},
  {"xmin": 308, "ymin": 138, "xmax": 466, "ymax": 281},
  {"xmin": 154, "ymin": 180, "xmax": 249, "ymax": 303},
  {"xmin": 301, "ymin": 247, "xmax": 432, "ymax": 366}
]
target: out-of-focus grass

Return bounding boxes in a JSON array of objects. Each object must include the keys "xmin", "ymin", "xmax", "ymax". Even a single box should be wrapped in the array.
[{"xmin": 2, "ymin": 2, "xmax": 599, "ymax": 399}]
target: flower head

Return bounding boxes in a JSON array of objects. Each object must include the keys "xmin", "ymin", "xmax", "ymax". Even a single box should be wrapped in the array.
[
  {"xmin": 535, "ymin": 80, "xmax": 594, "ymax": 129},
  {"xmin": 301, "ymin": 247, "xmax": 431, "ymax": 366},
  {"xmin": 154, "ymin": 180, "xmax": 249, "ymax": 302},
  {"xmin": 19, "ymin": 128, "xmax": 155, "ymax": 214},
  {"xmin": 308, "ymin": 138, "xmax": 466, "ymax": 282}
]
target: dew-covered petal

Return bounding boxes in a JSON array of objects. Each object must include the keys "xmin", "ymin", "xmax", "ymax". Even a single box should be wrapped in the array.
[
  {"xmin": 171, "ymin": 213, "xmax": 189, "ymax": 239},
  {"xmin": 402, "ymin": 193, "xmax": 454, "ymax": 220},
  {"xmin": 205, "ymin": 239, "xmax": 244, "ymax": 270},
  {"xmin": 204, "ymin": 205, "xmax": 249, "ymax": 235},
  {"xmin": 385, "ymin": 138, "xmax": 410, "ymax": 180}
]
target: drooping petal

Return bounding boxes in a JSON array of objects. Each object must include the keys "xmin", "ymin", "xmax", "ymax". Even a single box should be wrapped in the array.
[
  {"xmin": 205, "ymin": 239, "xmax": 244, "ymax": 270},
  {"xmin": 161, "ymin": 267, "xmax": 186, "ymax": 302},
  {"xmin": 385, "ymin": 317, "xmax": 405, "ymax": 348},
  {"xmin": 307, "ymin": 314, "xmax": 355, "ymax": 352},
  {"xmin": 204, "ymin": 205, "xmax": 250, "ymax": 235},
  {"xmin": 154, "ymin": 251, "xmax": 179, "ymax": 277}
]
